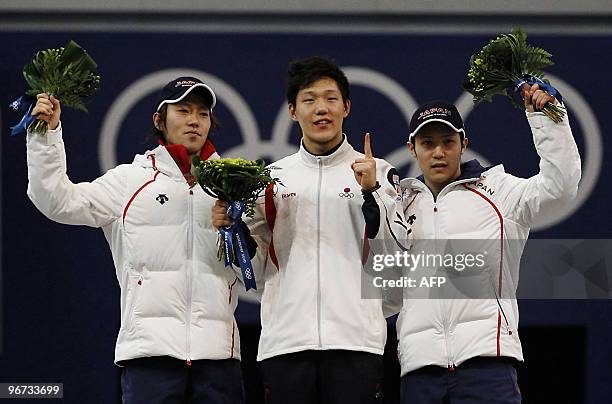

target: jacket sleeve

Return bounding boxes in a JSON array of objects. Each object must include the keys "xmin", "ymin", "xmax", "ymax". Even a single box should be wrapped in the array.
[
  {"xmin": 364, "ymin": 162, "xmax": 411, "ymax": 318},
  {"xmin": 496, "ymin": 110, "xmax": 582, "ymax": 227},
  {"xmin": 365, "ymin": 162, "xmax": 411, "ymax": 251},
  {"xmin": 26, "ymin": 123, "xmax": 126, "ymax": 228}
]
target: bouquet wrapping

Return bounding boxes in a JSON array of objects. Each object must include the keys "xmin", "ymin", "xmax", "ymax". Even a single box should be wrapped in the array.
[
  {"xmin": 463, "ymin": 28, "xmax": 565, "ymax": 123},
  {"xmin": 192, "ymin": 157, "xmax": 281, "ymax": 290},
  {"xmin": 9, "ymin": 40, "xmax": 101, "ymax": 136}
]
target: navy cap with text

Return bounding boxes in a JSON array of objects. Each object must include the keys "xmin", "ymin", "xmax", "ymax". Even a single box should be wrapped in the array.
[
  {"xmin": 408, "ymin": 101, "xmax": 465, "ymax": 142},
  {"xmin": 155, "ymin": 76, "xmax": 216, "ymax": 112}
]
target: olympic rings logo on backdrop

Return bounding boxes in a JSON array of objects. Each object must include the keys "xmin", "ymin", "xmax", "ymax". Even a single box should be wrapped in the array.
[{"xmin": 100, "ymin": 68, "xmax": 601, "ymax": 234}]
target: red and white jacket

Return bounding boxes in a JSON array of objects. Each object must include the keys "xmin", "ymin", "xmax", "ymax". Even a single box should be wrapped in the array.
[
  {"xmin": 397, "ymin": 111, "xmax": 581, "ymax": 375},
  {"xmin": 246, "ymin": 137, "xmax": 409, "ymax": 361},
  {"xmin": 26, "ymin": 124, "xmax": 241, "ymax": 364}
]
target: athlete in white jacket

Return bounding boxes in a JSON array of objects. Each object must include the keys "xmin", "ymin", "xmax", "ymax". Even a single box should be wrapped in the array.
[
  {"xmin": 397, "ymin": 87, "xmax": 581, "ymax": 403},
  {"xmin": 26, "ymin": 77, "xmax": 244, "ymax": 403},
  {"xmin": 212, "ymin": 57, "xmax": 409, "ymax": 404}
]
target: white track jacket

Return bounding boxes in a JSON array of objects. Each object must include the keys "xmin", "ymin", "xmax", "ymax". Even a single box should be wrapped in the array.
[
  {"xmin": 26, "ymin": 125, "xmax": 241, "ymax": 364},
  {"xmin": 397, "ymin": 111, "xmax": 581, "ymax": 375},
  {"xmin": 246, "ymin": 137, "xmax": 409, "ymax": 361}
]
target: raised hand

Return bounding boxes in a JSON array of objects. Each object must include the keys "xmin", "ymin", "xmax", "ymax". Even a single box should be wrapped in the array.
[
  {"xmin": 351, "ymin": 132, "xmax": 377, "ymax": 191},
  {"xmin": 522, "ymin": 83, "xmax": 556, "ymax": 113},
  {"xmin": 31, "ymin": 93, "xmax": 61, "ymax": 130}
]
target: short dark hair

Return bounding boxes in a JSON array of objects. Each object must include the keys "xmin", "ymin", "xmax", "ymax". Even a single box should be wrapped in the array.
[
  {"xmin": 286, "ymin": 56, "xmax": 350, "ymax": 106},
  {"xmin": 150, "ymin": 100, "xmax": 220, "ymax": 144}
]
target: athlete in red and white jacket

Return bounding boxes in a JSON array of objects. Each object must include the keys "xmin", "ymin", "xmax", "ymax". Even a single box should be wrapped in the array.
[
  {"xmin": 397, "ymin": 88, "xmax": 581, "ymax": 403},
  {"xmin": 26, "ymin": 77, "xmax": 245, "ymax": 403},
  {"xmin": 212, "ymin": 57, "xmax": 410, "ymax": 404}
]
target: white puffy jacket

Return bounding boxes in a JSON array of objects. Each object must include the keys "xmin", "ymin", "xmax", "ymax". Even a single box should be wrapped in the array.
[
  {"xmin": 397, "ymin": 111, "xmax": 581, "ymax": 375},
  {"xmin": 26, "ymin": 124, "xmax": 241, "ymax": 364},
  {"xmin": 246, "ymin": 137, "xmax": 409, "ymax": 361}
]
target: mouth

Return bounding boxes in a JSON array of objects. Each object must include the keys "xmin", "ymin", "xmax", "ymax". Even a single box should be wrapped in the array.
[
  {"xmin": 431, "ymin": 162, "xmax": 447, "ymax": 169},
  {"xmin": 185, "ymin": 131, "xmax": 201, "ymax": 137},
  {"xmin": 313, "ymin": 119, "xmax": 332, "ymax": 127}
]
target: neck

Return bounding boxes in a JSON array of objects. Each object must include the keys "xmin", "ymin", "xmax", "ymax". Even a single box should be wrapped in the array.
[
  {"xmin": 303, "ymin": 134, "xmax": 344, "ymax": 156},
  {"xmin": 424, "ymin": 173, "xmax": 461, "ymax": 199},
  {"xmin": 424, "ymin": 180, "xmax": 445, "ymax": 199}
]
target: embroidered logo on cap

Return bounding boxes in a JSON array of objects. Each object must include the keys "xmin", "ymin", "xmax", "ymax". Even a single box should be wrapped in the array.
[
  {"xmin": 175, "ymin": 80, "xmax": 198, "ymax": 87},
  {"xmin": 418, "ymin": 107, "xmax": 452, "ymax": 120}
]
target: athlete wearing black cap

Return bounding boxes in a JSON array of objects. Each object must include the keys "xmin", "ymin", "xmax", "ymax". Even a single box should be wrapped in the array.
[
  {"xmin": 27, "ymin": 78, "xmax": 245, "ymax": 404},
  {"xmin": 397, "ymin": 85, "xmax": 581, "ymax": 403}
]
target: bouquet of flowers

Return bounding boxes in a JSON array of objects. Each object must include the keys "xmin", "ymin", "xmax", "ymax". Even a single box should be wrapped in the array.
[
  {"xmin": 9, "ymin": 40, "xmax": 101, "ymax": 135},
  {"xmin": 463, "ymin": 28, "xmax": 565, "ymax": 123},
  {"xmin": 192, "ymin": 156, "xmax": 281, "ymax": 290}
]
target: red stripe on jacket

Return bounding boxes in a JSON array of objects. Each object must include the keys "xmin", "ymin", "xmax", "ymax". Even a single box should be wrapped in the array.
[
  {"xmin": 463, "ymin": 184, "xmax": 504, "ymax": 356},
  {"xmin": 362, "ymin": 226, "xmax": 370, "ymax": 266},
  {"xmin": 230, "ymin": 321, "xmax": 236, "ymax": 359},
  {"xmin": 123, "ymin": 155, "xmax": 160, "ymax": 224},
  {"xmin": 264, "ymin": 184, "xmax": 279, "ymax": 270}
]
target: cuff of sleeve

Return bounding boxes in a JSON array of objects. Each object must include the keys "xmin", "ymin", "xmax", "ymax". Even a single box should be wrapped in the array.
[
  {"xmin": 361, "ymin": 181, "xmax": 381, "ymax": 194},
  {"xmin": 28, "ymin": 122, "xmax": 63, "ymax": 145},
  {"xmin": 44, "ymin": 122, "xmax": 63, "ymax": 145},
  {"xmin": 362, "ymin": 191, "xmax": 376, "ymax": 203},
  {"xmin": 525, "ymin": 112, "xmax": 547, "ymax": 129}
]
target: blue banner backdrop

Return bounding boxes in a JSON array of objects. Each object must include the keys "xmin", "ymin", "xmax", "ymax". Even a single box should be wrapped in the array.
[{"xmin": 1, "ymin": 32, "xmax": 611, "ymax": 402}]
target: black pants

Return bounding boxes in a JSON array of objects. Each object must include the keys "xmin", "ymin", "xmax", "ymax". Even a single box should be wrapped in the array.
[
  {"xmin": 121, "ymin": 356, "xmax": 245, "ymax": 404},
  {"xmin": 400, "ymin": 357, "xmax": 521, "ymax": 404},
  {"xmin": 260, "ymin": 350, "xmax": 384, "ymax": 404}
]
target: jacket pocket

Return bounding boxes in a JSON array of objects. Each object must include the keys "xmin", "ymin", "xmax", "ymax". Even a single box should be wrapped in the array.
[{"xmin": 123, "ymin": 272, "xmax": 144, "ymax": 331}]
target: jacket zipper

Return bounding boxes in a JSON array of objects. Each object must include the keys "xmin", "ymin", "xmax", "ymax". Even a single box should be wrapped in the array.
[
  {"xmin": 316, "ymin": 158, "xmax": 323, "ymax": 348},
  {"xmin": 186, "ymin": 189, "xmax": 194, "ymax": 365},
  {"xmin": 432, "ymin": 201, "xmax": 455, "ymax": 369}
]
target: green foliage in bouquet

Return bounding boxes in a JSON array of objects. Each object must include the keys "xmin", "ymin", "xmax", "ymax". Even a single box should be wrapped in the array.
[
  {"xmin": 463, "ymin": 28, "xmax": 565, "ymax": 123},
  {"xmin": 24, "ymin": 40, "xmax": 101, "ymax": 134},
  {"xmin": 192, "ymin": 157, "xmax": 282, "ymax": 218}
]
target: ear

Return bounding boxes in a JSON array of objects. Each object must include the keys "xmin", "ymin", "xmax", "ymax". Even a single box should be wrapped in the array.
[
  {"xmin": 407, "ymin": 141, "xmax": 417, "ymax": 158},
  {"xmin": 461, "ymin": 137, "xmax": 469, "ymax": 154},
  {"xmin": 343, "ymin": 99, "xmax": 351, "ymax": 118},
  {"xmin": 153, "ymin": 112, "xmax": 161, "ymax": 129},
  {"xmin": 288, "ymin": 103, "xmax": 298, "ymax": 122}
]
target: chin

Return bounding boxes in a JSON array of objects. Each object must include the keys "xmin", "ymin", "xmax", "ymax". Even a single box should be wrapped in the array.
[{"xmin": 429, "ymin": 173, "xmax": 452, "ymax": 183}]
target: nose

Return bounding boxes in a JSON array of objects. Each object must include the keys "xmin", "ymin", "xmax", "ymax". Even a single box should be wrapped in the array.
[
  {"xmin": 187, "ymin": 112, "xmax": 199, "ymax": 127},
  {"xmin": 314, "ymin": 99, "xmax": 328, "ymax": 115},
  {"xmin": 433, "ymin": 145, "xmax": 445, "ymax": 158}
]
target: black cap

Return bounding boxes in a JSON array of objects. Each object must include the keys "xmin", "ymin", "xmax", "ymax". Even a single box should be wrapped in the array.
[
  {"xmin": 155, "ymin": 76, "xmax": 216, "ymax": 112},
  {"xmin": 408, "ymin": 101, "xmax": 465, "ymax": 142}
]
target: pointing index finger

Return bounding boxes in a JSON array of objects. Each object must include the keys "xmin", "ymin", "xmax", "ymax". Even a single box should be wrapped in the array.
[{"xmin": 364, "ymin": 132, "xmax": 373, "ymax": 159}]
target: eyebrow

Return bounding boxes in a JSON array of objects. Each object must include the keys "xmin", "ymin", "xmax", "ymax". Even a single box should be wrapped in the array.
[{"xmin": 300, "ymin": 89, "xmax": 340, "ymax": 96}]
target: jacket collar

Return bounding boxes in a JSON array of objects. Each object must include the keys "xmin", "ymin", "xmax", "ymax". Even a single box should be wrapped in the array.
[
  {"xmin": 135, "ymin": 139, "xmax": 219, "ymax": 180},
  {"xmin": 415, "ymin": 159, "xmax": 489, "ymax": 184},
  {"xmin": 298, "ymin": 135, "xmax": 354, "ymax": 168}
]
